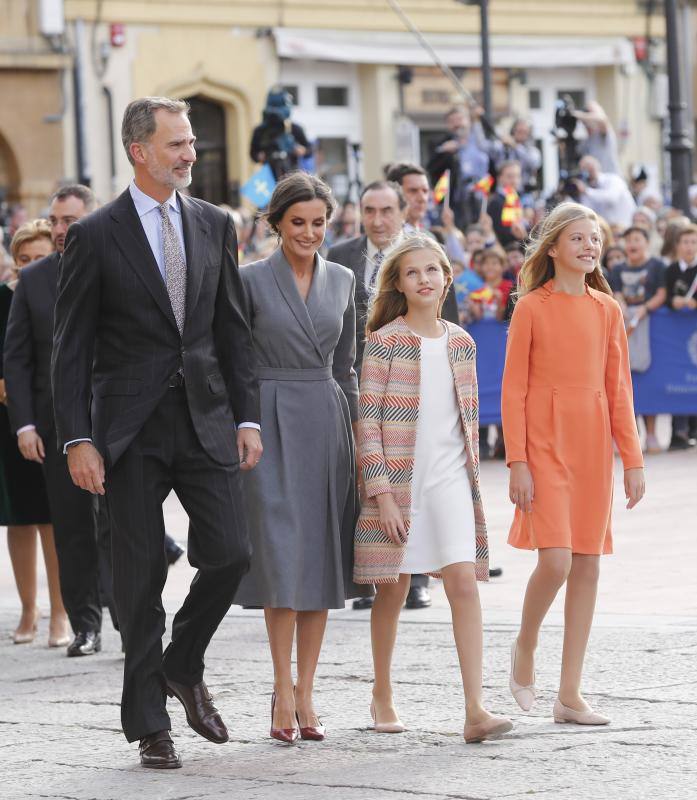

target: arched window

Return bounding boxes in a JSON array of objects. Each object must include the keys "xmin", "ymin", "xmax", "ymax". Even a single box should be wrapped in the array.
[{"xmin": 185, "ymin": 96, "xmax": 228, "ymax": 205}]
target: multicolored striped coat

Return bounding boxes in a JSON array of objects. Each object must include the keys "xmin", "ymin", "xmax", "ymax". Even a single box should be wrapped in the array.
[{"xmin": 354, "ymin": 316, "xmax": 489, "ymax": 583}]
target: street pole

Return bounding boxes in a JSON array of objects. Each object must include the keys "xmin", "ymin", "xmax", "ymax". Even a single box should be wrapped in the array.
[
  {"xmin": 665, "ymin": 0, "xmax": 693, "ymax": 215},
  {"xmin": 479, "ymin": 0, "xmax": 492, "ymax": 120}
]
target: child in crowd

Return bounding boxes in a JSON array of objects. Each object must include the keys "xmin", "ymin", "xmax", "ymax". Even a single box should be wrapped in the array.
[
  {"xmin": 664, "ymin": 225, "xmax": 697, "ymax": 448},
  {"xmin": 610, "ymin": 226, "xmax": 666, "ymax": 453},
  {"xmin": 354, "ymin": 233, "xmax": 512, "ymax": 744},
  {"xmin": 502, "ymin": 202, "xmax": 645, "ymax": 726},
  {"xmin": 469, "ymin": 249, "xmax": 514, "ymax": 322},
  {"xmin": 504, "ymin": 242, "xmax": 525, "ymax": 282},
  {"xmin": 450, "ymin": 259, "xmax": 474, "ymax": 325},
  {"xmin": 602, "ymin": 244, "xmax": 626, "ymax": 277}
]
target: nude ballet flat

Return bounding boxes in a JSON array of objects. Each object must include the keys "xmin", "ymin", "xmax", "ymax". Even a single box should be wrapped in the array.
[
  {"xmin": 13, "ymin": 608, "xmax": 39, "ymax": 644},
  {"xmin": 509, "ymin": 639, "xmax": 536, "ymax": 711},
  {"xmin": 370, "ymin": 702, "xmax": 405, "ymax": 733},
  {"xmin": 463, "ymin": 715, "xmax": 513, "ymax": 744},
  {"xmin": 553, "ymin": 699, "xmax": 610, "ymax": 726},
  {"xmin": 48, "ymin": 632, "xmax": 72, "ymax": 648}
]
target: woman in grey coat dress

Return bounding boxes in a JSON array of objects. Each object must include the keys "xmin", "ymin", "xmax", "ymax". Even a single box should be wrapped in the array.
[{"xmin": 234, "ymin": 173, "xmax": 370, "ymax": 742}]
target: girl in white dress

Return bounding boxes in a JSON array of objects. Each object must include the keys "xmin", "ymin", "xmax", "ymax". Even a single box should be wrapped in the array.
[{"xmin": 357, "ymin": 234, "xmax": 512, "ymax": 743}]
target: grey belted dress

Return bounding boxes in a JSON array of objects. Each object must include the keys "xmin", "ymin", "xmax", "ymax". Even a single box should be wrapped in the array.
[{"xmin": 234, "ymin": 247, "xmax": 371, "ymax": 610}]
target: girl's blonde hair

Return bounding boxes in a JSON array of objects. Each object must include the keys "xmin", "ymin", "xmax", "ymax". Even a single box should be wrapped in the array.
[
  {"xmin": 518, "ymin": 202, "xmax": 611, "ymax": 296},
  {"xmin": 366, "ymin": 233, "xmax": 452, "ymax": 333}
]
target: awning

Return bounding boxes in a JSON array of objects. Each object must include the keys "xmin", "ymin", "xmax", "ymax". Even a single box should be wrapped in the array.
[{"xmin": 274, "ymin": 28, "xmax": 635, "ymax": 69}]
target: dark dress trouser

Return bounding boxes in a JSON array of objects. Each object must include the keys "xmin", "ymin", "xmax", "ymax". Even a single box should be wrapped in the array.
[
  {"xmin": 42, "ymin": 429, "xmax": 102, "ymax": 634},
  {"xmin": 106, "ymin": 386, "xmax": 251, "ymax": 743}
]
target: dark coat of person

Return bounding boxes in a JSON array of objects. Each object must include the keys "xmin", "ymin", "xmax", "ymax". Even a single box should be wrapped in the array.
[
  {"xmin": 51, "ymin": 190, "xmax": 260, "ymax": 467},
  {"xmin": 4, "ymin": 250, "xmax": 101, "ymax": 636},
  {"xmin": 4, "ymin": 252, "xmax": 60, "ymax": 437}
]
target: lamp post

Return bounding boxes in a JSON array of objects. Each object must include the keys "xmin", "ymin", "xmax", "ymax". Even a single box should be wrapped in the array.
[
  {"xmin": 664, "ymin": 0, "xmax": 693, "ymax": 214},
  {"xmin": 458, "ymin": 0, "xmax": 492, "ymax": 120}
]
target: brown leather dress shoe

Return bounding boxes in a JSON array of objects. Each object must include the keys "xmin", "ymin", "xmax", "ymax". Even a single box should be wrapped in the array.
[
  {"xmin": 165, "ymin": 678, "xmax": 229, "ymax": 744},
  {"xmin": 139, "ymin": 730, "xmax": 182, "ymax": 769}
]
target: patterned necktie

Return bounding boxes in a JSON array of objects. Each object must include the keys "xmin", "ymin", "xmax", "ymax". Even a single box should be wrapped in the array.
[
  {"xmin": 369, "ymin": 250, "xmax": 385, "ymax": 288},
  {"xmin": 158, "ymin": 202, "xmax": 187, "ymax": 335}
]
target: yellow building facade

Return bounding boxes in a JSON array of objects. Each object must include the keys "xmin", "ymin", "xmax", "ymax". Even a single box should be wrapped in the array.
[
  {"xmin": 0, "ymin": 0, "xmax": 70, "ymax": 216},
  {"xmin": 1, "ymin": 1, "xmax": 675, "ymax": 208}
]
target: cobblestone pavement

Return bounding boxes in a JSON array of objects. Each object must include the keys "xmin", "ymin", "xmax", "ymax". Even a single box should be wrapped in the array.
[{"xmin": 1, "ymin": 421, "xmax": 695, "ymax": 800}]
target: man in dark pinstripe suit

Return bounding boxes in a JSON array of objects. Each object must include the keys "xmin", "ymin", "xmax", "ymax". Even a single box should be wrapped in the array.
[{"xmin": 51, "ymin": 97, "xmax": 261, "ymax": 768}]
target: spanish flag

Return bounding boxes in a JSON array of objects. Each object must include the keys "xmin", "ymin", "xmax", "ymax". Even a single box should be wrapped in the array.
[
  {"xmin": 500, "ymin": 185, "xmax": 523, "ymax": 227},
  {"xmin": 474, "ymin": 174, "xmax": 494, "ymax": 196},
  {"xmin": 469, "ymin": 285, "xmax": 495, "ymax": 303},
  {"xmin": 433, "ymin": 169, "xmax": 450, "ymax": 203}
]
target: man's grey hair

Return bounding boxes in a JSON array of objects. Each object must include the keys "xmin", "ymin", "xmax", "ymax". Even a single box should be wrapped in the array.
[
  {"xmin": 49, "ymin": 183, "xmax": 97, "ymax": 212},
  {"xmin": 121, "ymin": 97, "xmax": 190, "ymax": 165}
]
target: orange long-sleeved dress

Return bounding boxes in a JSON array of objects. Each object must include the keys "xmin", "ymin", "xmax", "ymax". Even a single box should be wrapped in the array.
[{"xmin": 501, "ymin": 280, "xmax": 644, "ymax": 554}]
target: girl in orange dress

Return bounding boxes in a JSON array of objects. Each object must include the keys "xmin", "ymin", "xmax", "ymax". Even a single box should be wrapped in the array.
[{"xmin": 501, "ymin": 202, "xmax": 645, "ymax": 726}]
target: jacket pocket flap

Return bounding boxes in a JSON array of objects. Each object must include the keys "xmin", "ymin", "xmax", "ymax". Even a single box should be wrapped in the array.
[
  {"xmin": 96, "ymin": 379, "xmax": 142, "ymax": 397},
  {"xmin": 208, "ymin": 373, "xmax": 226, "ymax": 394}
]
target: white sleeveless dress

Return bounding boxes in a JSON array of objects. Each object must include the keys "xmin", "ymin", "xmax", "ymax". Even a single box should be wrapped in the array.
[{"xmin": 401, "ymin": 328, "xmax": 476, "ymax": 573}]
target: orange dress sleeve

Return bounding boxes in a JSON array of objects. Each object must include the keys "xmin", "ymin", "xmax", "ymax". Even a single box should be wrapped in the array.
[
  {"xmin": 605, "ymin": 301, "xmax": 644, "ymax": 470},
  {"xmin": 501, "ymin": 298, "xmax": 532, "ymax": 466}
]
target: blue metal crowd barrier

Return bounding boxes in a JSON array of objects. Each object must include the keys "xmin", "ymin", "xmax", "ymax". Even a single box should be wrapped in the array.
[{"xmin": 470, "ymin": 308, "xmax": 697, "ymax": 426}]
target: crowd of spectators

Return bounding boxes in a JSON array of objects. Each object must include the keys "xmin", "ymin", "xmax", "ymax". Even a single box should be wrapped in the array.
[{"xmin": 1, "ymin": 100, "xmax": 696, "ymax": 456}]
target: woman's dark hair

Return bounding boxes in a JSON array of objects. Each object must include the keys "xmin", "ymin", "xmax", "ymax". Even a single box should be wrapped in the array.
[{"xmin": 262, "ymin": 171, "xmax": 336, "ymax": 234}]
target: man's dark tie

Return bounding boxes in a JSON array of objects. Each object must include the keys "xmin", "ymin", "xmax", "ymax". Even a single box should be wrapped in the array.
[{"xmin": 369, "ymin": 250, "xmax": 385, "ymax": 288}]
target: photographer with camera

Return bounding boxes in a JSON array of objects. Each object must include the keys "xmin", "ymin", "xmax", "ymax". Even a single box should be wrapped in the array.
[
  {"xmin": 427, "ymin": 105, "xmax": 495, "ymax": 229},
  {"xmin": 574, "ymin": 100, "xmax": 621, "ymax": 176},
  {"xmin": 250, "ymin": 86, "xmax": 312, "ymax": 180}
]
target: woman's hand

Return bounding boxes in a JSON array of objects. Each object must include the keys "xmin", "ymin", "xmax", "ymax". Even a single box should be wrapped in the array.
[
  {"xmin": 0, "ymin": 378, "xmax": 6, "ymax": 405},
  {"xmin": 509, "ymin": 461, "xmax": 534, "ymax": 512},
  {"xmin": 624, "ymin": 467, "xmax": 645, "ymax": 509},
  {"xmin": 376, "ymin": 493, "xmax": 407, "ymax": 545}
]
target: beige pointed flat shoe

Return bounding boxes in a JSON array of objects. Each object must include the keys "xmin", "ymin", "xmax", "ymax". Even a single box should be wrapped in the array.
[
  {"xmin": 463, "ymin": 715, "xmax": 513, "ymax": 744},
  {"xmin": 553, "ymin": 699, "xmax": 610, "ymax": 726},
  {"xmin": 509, "ymin": 639, "xmax": 535, "ymax": 711},
  {"xmin": 370, "ymin": 701, "xmax": 406, "ymax": 733}
]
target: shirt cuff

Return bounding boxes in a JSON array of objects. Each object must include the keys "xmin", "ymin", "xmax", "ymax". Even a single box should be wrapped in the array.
[
  {"xmin": 238, "ymin": 422, "xmax": 261, "ymax": 431},
  {"xmin": 62, "ymin": 438, "xmax": 92, "ymax": 454},
  {"xmin": 16, "ymin": 425, "xmax": 36, "ymax": 436}
]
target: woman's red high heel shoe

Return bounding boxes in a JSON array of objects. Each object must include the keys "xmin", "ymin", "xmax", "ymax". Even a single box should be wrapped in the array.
[
  {"xmin": 270, "ymin": 692, "xmax": 299, "ymax": 744},
  {"xmin": 296, "ymin": 711, "xmax": 326, "ymax": 741}
]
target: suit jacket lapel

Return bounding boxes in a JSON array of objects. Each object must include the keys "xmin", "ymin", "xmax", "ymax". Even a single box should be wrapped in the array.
[
  {"xmin": 109, "ymin": 189, "xmax": 179, "ymax": 334},
  {"xmin": 179, "ymin": 193, "xmax": 210, "ymax": 330},
  {"xmin": 269, "ymin": 247, "xmax": 323, "ymax": 358}
]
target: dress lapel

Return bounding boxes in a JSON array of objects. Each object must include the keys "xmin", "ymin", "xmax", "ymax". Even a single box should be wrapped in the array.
[
  {"xmin": 269, "ymin": 247, "xmax": 323, "ymax": 358},
  {"xmin": 305, "ymin": 252, "xmax": 327, "ymax": 327},
  {"xmin": 109, "ymin": 189, "xmax": 179, "ymax": 334},
  {"xmin": 179, "ymin": 193, "xmax": 210, "ymax": 331}
]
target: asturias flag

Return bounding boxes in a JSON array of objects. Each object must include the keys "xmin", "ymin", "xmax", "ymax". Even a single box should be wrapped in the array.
[{"xmin": 241, "ymin": 164, "xmax": 277, "ymax": 209}]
